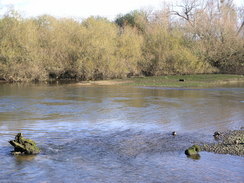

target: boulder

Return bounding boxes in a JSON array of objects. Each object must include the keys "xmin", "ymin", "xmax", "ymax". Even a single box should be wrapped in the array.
[
  {"xmin": 9, "ymin": 133, "xmax": 40, "ymax": 155},
  {"xmin": 185, "ymin": 145, "xmax": 201, "ymax": 156}
]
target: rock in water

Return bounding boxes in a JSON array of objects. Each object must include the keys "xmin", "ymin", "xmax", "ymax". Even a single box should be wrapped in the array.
[
  {"xmin": 9, "ymin": 133, "xmax": 40, "ymax": 155},
  {"xmin": 185, "ymin": 145, "xmax": 201, "ymax": 156}
]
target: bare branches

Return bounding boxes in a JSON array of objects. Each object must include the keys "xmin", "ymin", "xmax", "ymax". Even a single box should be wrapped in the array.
[
  {"xmin": 171, "ymin": 0, "xmax": 200, "ymax": 26},
  {"xmin": 237, "ymin": 21, "xmax": 244, "ymax": 36}
]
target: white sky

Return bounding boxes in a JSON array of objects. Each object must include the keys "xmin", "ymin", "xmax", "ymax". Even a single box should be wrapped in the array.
[{"xmin": 0, "ymin": 0, "xmax": 243, "ymax": 20}]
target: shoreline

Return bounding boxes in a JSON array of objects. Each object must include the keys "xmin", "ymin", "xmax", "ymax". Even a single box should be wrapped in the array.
[
  {"xmin": 0, "ymin": 74, "xmax": 244, "ymax": 88},
  {"xmin": 74, "ymin": 74, "xmax": 244, "ymax": 87},
  {"xmin": 74, "ymin": 80, "xmax": 133, "ymax": 86}
]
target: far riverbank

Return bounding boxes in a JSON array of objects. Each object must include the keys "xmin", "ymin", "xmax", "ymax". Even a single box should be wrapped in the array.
[
  {"xmin": 75, "ymin": 74, "xmax": 244, "ymax": 88},
  {"xmin": 1, "ymin": 74, "xmax": 244, "ymax": 88}
]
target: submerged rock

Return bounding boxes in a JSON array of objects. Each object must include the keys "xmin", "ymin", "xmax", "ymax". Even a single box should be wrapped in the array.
[
  {"xmin": 185, "ymin": 145, "xmax": 201, "ymax": 156},
  {"xmin": 9, "ymin": 133, "xmax": 40, "ymax": 155}
]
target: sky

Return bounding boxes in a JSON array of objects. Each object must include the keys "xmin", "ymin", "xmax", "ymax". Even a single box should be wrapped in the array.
[{"xmin": 0, "ymin": 0, "xmax": 243, "ymax": 20}]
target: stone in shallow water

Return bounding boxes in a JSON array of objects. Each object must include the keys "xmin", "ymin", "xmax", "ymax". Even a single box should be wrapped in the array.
[
  {"xmin": 9, "ymin": 133, "xmax": 40, "ymax": 155},
  {"xmin": 185, "ymin": 145, "xmax": 201, "ymax": 156}
]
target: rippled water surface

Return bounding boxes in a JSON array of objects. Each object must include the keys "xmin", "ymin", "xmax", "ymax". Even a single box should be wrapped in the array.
[{"xmin": 0, "ymin": 83, "xmax": 244, "ymax": 183}]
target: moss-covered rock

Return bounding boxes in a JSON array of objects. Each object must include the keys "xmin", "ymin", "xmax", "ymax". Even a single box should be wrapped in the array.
[
  {"xmin": 9, "ymin": 133, "xmax": 40, "ymax": 155},
  {"xmin": 185, "ymin": 145, "xmax": 201, "ymax": 156}
]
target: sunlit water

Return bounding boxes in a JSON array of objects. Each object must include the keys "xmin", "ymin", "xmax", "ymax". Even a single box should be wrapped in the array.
[{"xmin": 0, "ymin": 83, "xmax": 244, "ymax": 183}]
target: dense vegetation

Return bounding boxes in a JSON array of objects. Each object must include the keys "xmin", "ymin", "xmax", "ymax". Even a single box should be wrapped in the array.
[{"xmin": 0, "ymin": 0, "xmax": 243, "ymax": 82}]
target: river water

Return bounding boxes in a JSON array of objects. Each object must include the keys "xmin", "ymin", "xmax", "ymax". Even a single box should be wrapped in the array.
[{"xmin": 0, "ymin": 83, "xmax": 243, "ymax": 183}]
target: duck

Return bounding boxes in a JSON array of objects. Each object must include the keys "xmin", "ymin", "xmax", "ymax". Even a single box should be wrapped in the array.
[
  {"xmin": 213, "ymin": 131, "xmax": 221, "ymax": 138},
  {"xmin": 172, "ymin": 131, "xmax": 177, "ymax": 136}
]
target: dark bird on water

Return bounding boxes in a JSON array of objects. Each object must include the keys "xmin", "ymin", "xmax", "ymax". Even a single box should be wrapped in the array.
[{"xmin": 213, "ymin": 131, "xmax": 221, "ymax": 138}]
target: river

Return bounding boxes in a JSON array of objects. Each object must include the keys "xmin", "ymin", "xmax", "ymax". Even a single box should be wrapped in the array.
[{"xmin": 0, "ymin": 83, "xmax": 243, "ymax": 183}]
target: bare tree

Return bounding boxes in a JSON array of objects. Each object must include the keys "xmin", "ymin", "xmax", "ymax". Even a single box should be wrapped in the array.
[
  {"xmin": 237, "ymin": 6, "xmax": 244, "ymax": 36},
  {"xmin": 171, "ymin": 0, "xmax": 201, "ymax": 26}
]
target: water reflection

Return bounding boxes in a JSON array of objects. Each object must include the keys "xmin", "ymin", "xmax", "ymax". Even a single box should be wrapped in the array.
[
  {"xmin": 0, "ymin": 84, "xmax": 244, "ymax": 131},
  {"xmin": 186, "ymin": 154, "xmax": 201, "ymax": 160},
  {"xmin": 14, "ymin": 155, "xmax": 37, "ymax": 163}
]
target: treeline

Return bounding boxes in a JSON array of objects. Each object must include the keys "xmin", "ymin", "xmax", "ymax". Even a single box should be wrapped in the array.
[{"xmin": 0, "ymin": 0, "xmax": 243, "ymax": 82}]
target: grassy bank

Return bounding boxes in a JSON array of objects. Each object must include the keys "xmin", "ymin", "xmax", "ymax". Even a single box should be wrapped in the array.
[
  {"xmin": 2, "ymin": 74, "xmax": 243, "ymax": 88},
  {"xmin": 122, "ymin": 74, "xmax": 244, "ymax": 88}
]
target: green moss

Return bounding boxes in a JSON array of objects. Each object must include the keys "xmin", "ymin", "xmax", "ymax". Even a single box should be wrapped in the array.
[
  {"xmin": 9, "ymin": 133, "xmax": 40, "ymax": 155},
  {"xmin": 185, "ymin": 145, "xmax": 201, "ymax": 156},
  {"xmin": 192, "ymin": 145, "xmax": 201, "ymax": 152}
]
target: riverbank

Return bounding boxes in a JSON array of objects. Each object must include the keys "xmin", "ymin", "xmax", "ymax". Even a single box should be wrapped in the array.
[
  {"xmin": 126, "ymin": 74, "xmax": 244, "ymax": 87},
  {"xmin": 74, "ymin": 80, "xmax": 133, "ymax": 86},
  {"xmin": 1, "ymin": 74, "xmax": 243, "ymax": 88},
  {"xmin": 75, "ymin": 74, "xmax": 244, "ymax": 87}
]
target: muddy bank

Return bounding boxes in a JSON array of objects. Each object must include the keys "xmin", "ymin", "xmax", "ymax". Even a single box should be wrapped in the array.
[
  {"xmin": 74, "ymin": 80, "xmax": 132, "ymax": 86},
  {"xmin": 200, "ymin": 130, "xmax": 244, "ymax": 156}
]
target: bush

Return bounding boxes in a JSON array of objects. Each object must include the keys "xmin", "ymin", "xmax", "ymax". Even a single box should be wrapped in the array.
[{"xmin": 1, "ymin": 3, "xmax": 241, "ymax": 82}]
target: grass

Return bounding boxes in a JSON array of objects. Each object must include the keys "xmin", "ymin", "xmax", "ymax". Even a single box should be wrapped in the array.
[{"xmin": 124, "ymin": 74, "xmax": 244, "ymax": 88}]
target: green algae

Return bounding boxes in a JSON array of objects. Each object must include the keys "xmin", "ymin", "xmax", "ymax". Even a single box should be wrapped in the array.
[
  {"xmin": 185, "ymin": 145, "xmax": 201, "ymax": 156},
  {"xmin": 9, "ymin": 133, "xmax": 40, "ymax": 155}
]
